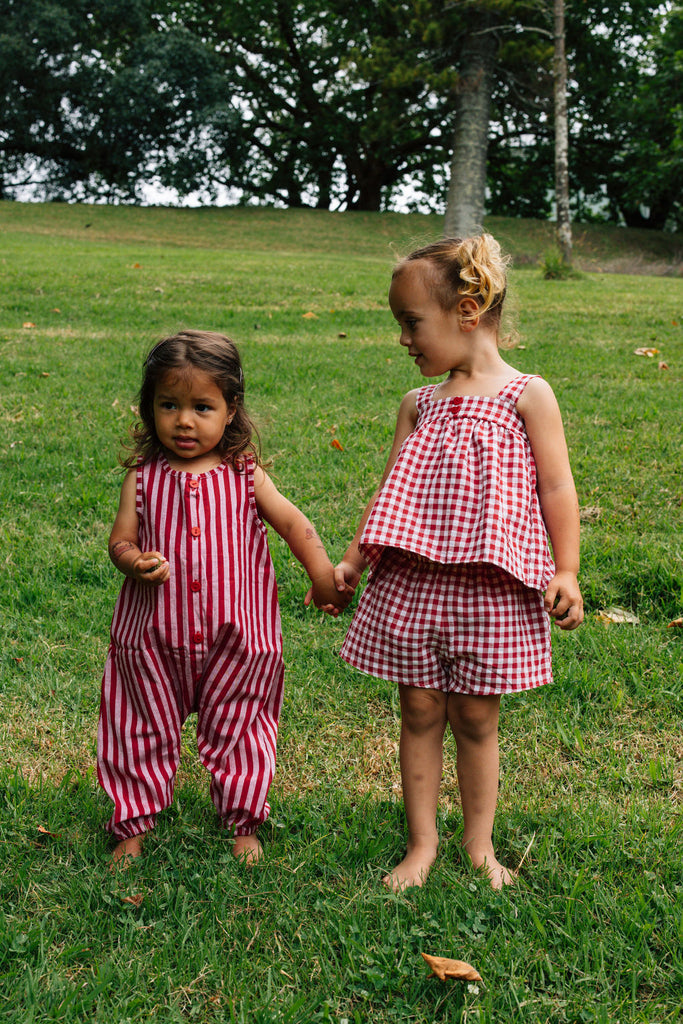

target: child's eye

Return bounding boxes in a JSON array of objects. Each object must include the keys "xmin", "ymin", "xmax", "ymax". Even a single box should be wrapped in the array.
[
  {"xmin": 159, "ymin": 400, "xmax": 176, "ymax": 410},
  {"xmin": 195, "ymin": 403, "xmax": 212, "ymax": 413},
  {"xmin": 405, "ymin": 319, "xmax": 418, "ymax": 330}
]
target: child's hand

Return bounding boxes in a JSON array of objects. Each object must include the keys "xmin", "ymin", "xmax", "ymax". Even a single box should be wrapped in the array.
[
  {"xmin": 333, "ymin": 559, "xmax": 363, "ymax": 593},
  {"xmin": 304, "ymin": 569, "xmax": 355, "ymax": 617},
  {"xmin": 544, "ymin": 571, "xmax": 583, "ymax": 630},
  {"xmin": 132, "ymin": 550, "xmax": 170, "ymax": 586}
]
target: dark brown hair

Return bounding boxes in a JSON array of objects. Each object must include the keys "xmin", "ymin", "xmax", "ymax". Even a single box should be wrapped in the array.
[{"xmin": 121, "ymin": 330, "xmax": 261, "ymax": 469}]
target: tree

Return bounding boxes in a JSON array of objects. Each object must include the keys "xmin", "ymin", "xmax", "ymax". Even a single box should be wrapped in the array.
[
  {"xmin": 443, "ymin": 1, "xmax": 555, "ymax": 237},
  {"xmin": 553, "ymin": 0, "xmax": 571, "ymax": 261},
  {"xmin": 444, "ymin": 6, "xmax": 501, "ymax": 236},
  {"xmin": 605, "ymin": 3, "xmax": 683, "ymax": 230},
  {"xmin": 163, "ymin": 0, "xmax": 461, "ymax": 210},
  {"xmin": 563, "ymin": 0, "xmax": 673, "ymax": 228}
]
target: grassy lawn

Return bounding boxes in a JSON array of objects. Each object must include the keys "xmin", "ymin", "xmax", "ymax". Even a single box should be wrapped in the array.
[{"xmin": 0, "ymin": 201, "xmax": 681, "ymax": 1023}]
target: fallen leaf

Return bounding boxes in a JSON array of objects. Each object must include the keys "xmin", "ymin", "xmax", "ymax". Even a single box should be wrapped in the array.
[
  {"xmin": 667, "ymin": 617, "xmax": 683, "ymax": 628},
  {"xmin": 302, "ymin": 311, "xmax": 318, "ymax": 319},
  {"xmin": 331, "ymin": 438, "xmax": 344, "ymax": 451},
  {"xmin": 658, "ymin": 361, "xmax": 669, "ymax": 370},
  {"xmin": 133, "ymin": 263, "xmax": 141, "ymax": 269},
  {"xmin": 121, "ymin": 893, "xmax": 144, "ymax": 906},
  {"xmin": 37, "ymin": 826, "xmax": 60, "ymax": 838},
  {"xmin": 338, "ymin": 332, "xmax": 347, "ymax": 338},
  {"xmin": 51, "ymin": 308, "xmax": 61, "ymax": 313},
  {"xmin": 22, "ymin": 322, "xmax": 36, "ymax": 329},
  {"xmin": 421, "ymin": 953, "xmax": 482, "ymax": 982},
  {"xmin": 596, "ymin": 606, "xmax": 640, "ymax": 625},
  {"xmin": 579, "ymin": 505, "xmax": 601, "ymax": 522},
  {"xmin": 634, "ymin": 347, "xmax": 659, "ymax": 357}
]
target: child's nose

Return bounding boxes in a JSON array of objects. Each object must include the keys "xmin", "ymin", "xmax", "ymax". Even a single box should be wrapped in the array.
[{"xmin": 177, "ymin": 406, "xmax": 194, "ymax": 426}]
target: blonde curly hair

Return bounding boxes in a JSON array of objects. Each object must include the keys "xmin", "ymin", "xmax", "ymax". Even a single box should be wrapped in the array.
[{"xmin": 394, "ymin": 234, "xmax": 514, "ymax": 344}]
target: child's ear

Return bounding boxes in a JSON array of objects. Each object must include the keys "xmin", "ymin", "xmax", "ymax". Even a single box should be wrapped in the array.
[{"xmin": 457, "ymin": 296, "xmax": 480, "ymax": 330}]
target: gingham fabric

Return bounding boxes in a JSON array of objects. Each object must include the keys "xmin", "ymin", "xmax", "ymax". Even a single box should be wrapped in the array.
[
  {"xmin": 340, "ymin": 552, "xmax": 552, "ymax": 694},
  {"xmin": 360, "ymin": 375, "xmax": 554, "ymax": 591},
  {"xmin": 98, "ymin": 455, "xmax": 284, "ymax": 840}
]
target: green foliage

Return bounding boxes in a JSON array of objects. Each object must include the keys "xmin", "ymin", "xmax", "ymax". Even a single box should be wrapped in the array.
[
  {"xmin": 538, "ymin": 246, "xmax": 580, "ymax": 280},
  {"xmin": 0, "ymin": 203, "xmax": 681, "ymax": 1022}
]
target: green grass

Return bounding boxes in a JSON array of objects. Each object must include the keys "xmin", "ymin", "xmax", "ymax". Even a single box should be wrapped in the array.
[{"xmin": 0, "ymin": 201, "xmax": 681, "ymax": 1023}]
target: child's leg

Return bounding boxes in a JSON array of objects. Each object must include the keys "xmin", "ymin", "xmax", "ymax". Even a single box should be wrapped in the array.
[
  {"xmin": 386, "ymin": 685, "xmax": 448, "ymax": 891},
  {"xmin": 446, "ymin": 693, "xmax": 513, "ymax": 888},
  {"xmin": 197, "ymin": 641, "xmax": 285, "ymax": 861},
  {"xmin": 98, "ymin": 649, "xmax": 182, "ymax": 855}
]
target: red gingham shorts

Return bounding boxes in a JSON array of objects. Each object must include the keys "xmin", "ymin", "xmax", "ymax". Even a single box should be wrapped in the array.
[{"xmin": 339, "ymin": 551, "xmax": 552, "ymax": 696}]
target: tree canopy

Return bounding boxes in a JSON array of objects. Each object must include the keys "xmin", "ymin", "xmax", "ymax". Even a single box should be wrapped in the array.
[{"xmin": 0, "ymin": 0, "xmax": 680, "ymax": 229}]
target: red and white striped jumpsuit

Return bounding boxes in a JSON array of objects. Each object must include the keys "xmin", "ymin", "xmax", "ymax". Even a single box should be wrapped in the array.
[{"xmin": 97, "ymin": 454, "xmax": 284, "ymax": 840}]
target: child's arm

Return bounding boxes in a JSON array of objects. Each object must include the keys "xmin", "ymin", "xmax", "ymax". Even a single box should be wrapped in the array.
[
  {"xmin": 253, "ymin": 467, "xmax": 354, "ymax": 614},
  {"xmin": 334, "ymin": 389, "xmax": 419, "ymax": 593},
  {"xmin": 108, "ymin": 469, "xmax": 170, "ymax": 586},
  {"xmin": 517, "ymin": 378, "xmax": 583, "ymax": 630}
]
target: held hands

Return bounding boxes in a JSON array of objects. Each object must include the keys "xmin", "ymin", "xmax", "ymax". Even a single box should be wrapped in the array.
[
  {"xmin": 304, "ymin": 564, "xmax": 358, "ymax": 617},
  {"xmin": 544, "ymin": 570, "xmax": 583, "ymax": 630},
  {"xmin": 131, "ymin": 550, "xmax": 170, "ymax": 587}
]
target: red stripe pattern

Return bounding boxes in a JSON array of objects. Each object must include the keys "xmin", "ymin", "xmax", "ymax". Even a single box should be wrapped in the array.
[{"xmin": 97, "ymin": 456, "xmax": 284, "ymax": 839}]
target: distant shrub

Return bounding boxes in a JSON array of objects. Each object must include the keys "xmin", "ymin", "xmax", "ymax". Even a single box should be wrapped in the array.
[{"xmin": 539, "ymin": 246, "xmax": 580, "ymax": 280}]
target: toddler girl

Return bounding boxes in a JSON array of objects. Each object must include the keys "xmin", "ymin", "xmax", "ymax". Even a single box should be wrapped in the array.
[
  {"xmin": 99, "ymin": 330, "xmax": 349, "ymax": 866},
  {"xmin": 334, "ymin": 236, "xmax": 583, "ymax": 890}
]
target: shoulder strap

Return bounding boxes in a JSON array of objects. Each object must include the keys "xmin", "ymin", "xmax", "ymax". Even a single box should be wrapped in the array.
[{"xmin": 498, "ymin": 374, "xmax": 538, "ymax": 403}]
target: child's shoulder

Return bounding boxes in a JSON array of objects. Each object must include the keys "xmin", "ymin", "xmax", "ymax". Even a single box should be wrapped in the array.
[{"xmin": 515, "ymin": 374, "xmax": 561, "ymax": 419}]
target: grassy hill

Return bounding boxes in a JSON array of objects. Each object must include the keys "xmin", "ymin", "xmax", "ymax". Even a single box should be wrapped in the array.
[
  {"xmin": 0, "ymin": 200, "xmax": 681, "ymax": 1024},
  {"xmin": 1, "ymin": 199, "xmax": 682, "ymax": 275}
]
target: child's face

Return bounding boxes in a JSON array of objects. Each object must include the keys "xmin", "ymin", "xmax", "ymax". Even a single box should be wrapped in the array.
[
  {"xmin": 389, "ymin": 262, "xmax": 468, "ymax": 378},
  {"xmin": 153, "ymin": 367, "xmax": 234, "ymax": 468}
]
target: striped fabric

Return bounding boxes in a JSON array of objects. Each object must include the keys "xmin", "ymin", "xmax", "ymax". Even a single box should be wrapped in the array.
[
  {"xmin": 97, "ymin": 455, "xmax": 284, "ymax": 840},
  {"xmin": 360, "ymin": 375, "xmax": 555, "ymax": 591}
]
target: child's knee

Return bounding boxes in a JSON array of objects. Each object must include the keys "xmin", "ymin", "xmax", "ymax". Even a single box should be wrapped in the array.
[
  {"xmin": 448, "ymin": 693, "xmax": 500, "ymax": 741},
  {"xmin": 399, "ymin": 685, "xmax": 447, "ymax": 734}
]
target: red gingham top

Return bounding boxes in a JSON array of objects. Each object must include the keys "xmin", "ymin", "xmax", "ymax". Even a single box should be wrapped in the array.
[{"xmin": 360, "ymin": 375, "xmax": 555, "ymax": 591}]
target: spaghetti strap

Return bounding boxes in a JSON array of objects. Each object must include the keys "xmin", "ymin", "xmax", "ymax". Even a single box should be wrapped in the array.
[{"xmin": 498, "ymin": 374, "xmax": 538, "ymax": 403}]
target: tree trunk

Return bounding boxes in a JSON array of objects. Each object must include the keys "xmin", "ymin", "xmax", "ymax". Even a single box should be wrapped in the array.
[
  {"xmin": 444, "ymin": 20, "xmax": 498, "ymax": 238},
  {"xmin": 554, "ymin": 0, "xmax": 572, "ymax": 263}
]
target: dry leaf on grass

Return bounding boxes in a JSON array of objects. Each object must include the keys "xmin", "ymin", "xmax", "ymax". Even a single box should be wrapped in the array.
[
  {"xmin": 668, "ymin": 617, "xmax": 683, "ymax": 628},
  {"xmin": 302, "ymin": 311, "xmax": 318, "ymax": 319},
  {"xmin": 596, "ymin": 606, "xmax": 640, "ymax": 625},
  {"xmin": 121, "ymin": 893, "xmax": 144, "ymax": 907},
  {"xmin": 330, "ymin": 438, "xmax": 344, "ymax": 451},
  {"xmin": 634, "ymin": 347, "xmax": 659, "ymax": 357},
  {"xmin": 421, "ymin": 953, "xmax": 482, "ymax": 982},
  {"xmin": 37, "ymin": 825, "xmax": 60, "ymax": 838}
]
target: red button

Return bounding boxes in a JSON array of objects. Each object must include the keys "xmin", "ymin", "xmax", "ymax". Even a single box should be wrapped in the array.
[
  {"xmin": 190, "ymin": 580, "xmax": 201, "ymax": 592},
  {"xmin": 190, "ymin": 527, "xmax": 201, "ymax": 537},
  {"xmin": 192, "ymin": 631, "xmax": 203, "ymax": 644},
  {"xmin": 189, "ymin": 479, "xmax": 199, "ymax": 489}
]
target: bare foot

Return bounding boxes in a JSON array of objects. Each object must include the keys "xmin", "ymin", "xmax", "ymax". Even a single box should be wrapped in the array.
[
  {"xmin": 111, "ymin": 834, "xmax": 144, "ymax": 870},
  {"xmin": 478, "ymin": 858, "xmax": 515, "ymax": 889},
  {"xmin": 233, "ymin": 833, "xmax": 263, "ymax": 867},
  {"xmin": 383, "ymin": 841, "xmax": 439, "ymax": 892},
  {"xmin": 464, "ymin": 842, "xmax": 515, "ymax": 890}
]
